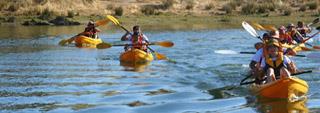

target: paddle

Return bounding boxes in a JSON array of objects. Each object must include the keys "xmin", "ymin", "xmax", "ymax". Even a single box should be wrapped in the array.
[
  {"xmin": 284, "ymin": 26, "xmax": 320, "ymax": 54},
  {"xmin": 242, "ymin": 21, "xmax": 263, "ymax": 41},
  {"xmin": 96, "ymin": 41, "xmax": 174, "ymax": 49},
  {"xmin": 240, "ymin": 70, "xmax": 313, "ymax": 85},
  {"xmin": 248, "ymin": 22, "xmax": 265, "ymax": 30},
  {"xmin": 106, "ymin": 15, "xmax": 169, "ymax": 60},
  {"xmin": 239, "ymin": 51, "xmax": 306, "ymax": 57},
  {"xmin": 307, "ymin": 17, "xmax": 320, "ymax": 26},
  {"xmin": 58, "ymin": 17, "xmax": 110, "ymax": 46}
]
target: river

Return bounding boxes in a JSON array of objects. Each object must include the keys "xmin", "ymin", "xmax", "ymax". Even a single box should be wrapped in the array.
[{"xmin": 0, "ymin": 25, "xmax": 319, "ymax": 113}]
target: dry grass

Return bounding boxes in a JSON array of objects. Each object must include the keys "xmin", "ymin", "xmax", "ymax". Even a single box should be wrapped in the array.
[
  {"xmin": 0, "ymin": 0, "xmax": 103, "ymax": 16},
  {"xmin": 0, "ymin": 0, "xmax": 320, "ymax": 17}
]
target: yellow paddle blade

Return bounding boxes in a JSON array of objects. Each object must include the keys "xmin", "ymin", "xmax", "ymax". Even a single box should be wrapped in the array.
[
  {"xmin": 58, "ymin": 39, "xmax": 68, "ymax": 46},
  {"xmin": 154, "ymin": 52, "xmax": 167, "ymax": 60},
  {"xmin": 153, "ymin": 41, "xmax": 174, "ymax": 47},
  {"xmin": 59, "ymin": 37, "xmax": 75, "ymax": 46},
  {"xmin": 95, "ymin": 18, "xmax": 110, "ymax": 26},
  {"xmin": 96, "ymin": 42, "xmax": 112, "ymax": 49},
  {"xmin": 261, "ymin": 24, "xmax": 277, "ymax": 31},
  {"xmin": 106, "ymin": 15, "xmax": 120, "ymax": 26},
  {"xmin": 249, "ymin": 22, "xmax": 264, "ymax": 30}
]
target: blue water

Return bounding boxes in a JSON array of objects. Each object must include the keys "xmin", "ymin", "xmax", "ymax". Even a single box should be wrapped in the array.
[{"xmin": 0, "ymin": 26, "xmax": 319, "ymax": 113}]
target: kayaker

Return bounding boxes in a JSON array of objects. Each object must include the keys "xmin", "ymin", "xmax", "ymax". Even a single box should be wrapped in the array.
[
  {"xmin": 254, "ymin": 42, "xmax": 264, "ymax": 50},
  {"xmin": 297, "ymin": 21, "xmax": 311, "ymax": 37},
  {"xmin": 121, "ymin": 25, "xmax": 149, "ymax": 52},
  {"xmin": 279, "ymin": 26, "xmax": 293, "ymax": 44},
  {"xmin": 287, "ymin": 23, "xmax": 304, "ymax": 43},
  {"xmin": 261, "ymin": 39, "xmax": 298, "ymax": 83},
  {"xmin": 249, "ymin": 33, "xmax": 296, "ymax": 84},
  {"xmin": 82, "ymin": 20, "xmax": 101, "ymax": 39}
]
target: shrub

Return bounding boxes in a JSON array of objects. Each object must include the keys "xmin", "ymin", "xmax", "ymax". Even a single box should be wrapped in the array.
[
  {"xmin": 114, "ymin": 7, "xmax": 123, "ymax": 16},
  {"xmin": 7, "ymin": 16, "xmax": 15, "ymax": 23},
  {"xmin": 222, "ymin": 5, "xmax": 232, "ymax": 14},
  {"xmin": 106, "ymin": 4, "xmax": 114, "ymax": 10},
  {"xmin": 306, "ymin": 2, "xmax": 318, "ymax": 10},
  {"xmin": 205, "ymin": 3, "xmax": 214, "ymax": 10},
  {"xmin": 141, "ymin": 6, "xmax": 156, "ymax": 15},
  {"xmin": 67, "ymin": 11, "xmax": 75, "ymax": 18},
  {"xmin": 7, "ymin": 4, "xmax": 18, "ymax": 12},
  {"xmin": 283, "ymin": 8, "xmax": 292, "ymax": 16},
  {"xmin": 241, "ymin": 3, "xmax": 256, "ymax": 15},
  {"xmin": 299, "ymin": 5, "xmax": 307, "ymax": 12},
  {"xmin": 161, "ymin": 0, "xmax": 174, "ymax": 10},
  {"xmin": 39, "ymin": 8, "xmax": 55, "ymax": 20},
  {"xmin": 186, "ymin": 4, "xmax": 194, "ymax": 10}
]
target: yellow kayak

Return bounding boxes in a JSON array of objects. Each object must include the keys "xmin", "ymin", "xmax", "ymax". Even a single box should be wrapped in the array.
[
  {"xmin": 74, "ymin": 35, "xmax": 102, "ymax": 48},
  {"xmin": 120, "ymin": 49, "xmax": 154, "ymax": 65},
  {"xmin": 250, "ymin": 77, "xmax": 308, "ymax": 99},
  {"xmin": 282, "ymin": 43, "xmax": 307, "ymax": 52}
]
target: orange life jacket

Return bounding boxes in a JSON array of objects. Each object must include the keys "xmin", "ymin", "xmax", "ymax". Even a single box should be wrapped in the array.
[{"xmin": 131, "ymin": 34, "xmax": 144, "ymax": 48}]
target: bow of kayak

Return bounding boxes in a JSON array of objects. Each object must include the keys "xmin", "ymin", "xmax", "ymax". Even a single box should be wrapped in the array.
[
  {"xmin": 74, "ymin": 35, "xmax": 103, "ymax": 48},
  {"xmin": 120, "ymin": 49, "xmax": 154, "ymax": 65},
  {"xmin": 250, "ymin": 77, "xmax": 308, "ymax": 100}
]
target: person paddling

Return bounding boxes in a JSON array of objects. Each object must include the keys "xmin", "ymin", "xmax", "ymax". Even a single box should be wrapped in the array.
[
  {"xmin": 287, "ymin": 23, "xmax": 304, "ymax": 43},
  {"xmin": 297, "ymin": 21, "xmax": 311, "ymax": 37},
  {"xmin": 249, "ymin": 32, "xmax": 296, "ymax": 84},
  {"xmin": 81, "ymin": 20, "xmax": 101, "ymax": 39},
  {"xmin": 121, "ymin": 25, "xmax": 149, "ymax": 52},
  {"xmin": 279, "ymin": 26, "xmax": 293, "ymax": 44},
  {"xmin": 260, "ymin": 39, "xmax": 298, "ymax": 83}
]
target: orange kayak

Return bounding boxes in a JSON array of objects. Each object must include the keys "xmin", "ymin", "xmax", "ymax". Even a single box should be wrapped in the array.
[
  {"xmin": 120, "ymin": 49, "xmax": 153, "ymax": 65},
  {"xmin": 250, "ymin": 77, "xmax": 308, "ymax": 99}
]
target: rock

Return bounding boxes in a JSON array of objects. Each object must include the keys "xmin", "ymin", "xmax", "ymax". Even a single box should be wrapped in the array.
[
  {"xmin": 49, "ymin": 16, "xmax": 80, "ymax": 25},
  {"xmin": 22, "ymin": 19, "xmax": 51, "ymax": 26}
]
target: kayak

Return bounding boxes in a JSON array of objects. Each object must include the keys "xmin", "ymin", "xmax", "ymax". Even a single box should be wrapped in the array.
[
  {"xmin": 282, "ymin": 43, "xmax": 307, "ymax": 52},
  {"xmin": 74, "ymin": 35, "xmax": 102, "ymax": 48},
  {"xmin": 120, "ymin": 49, "xmax": 154, "ymax": 65},
  {"xmin": 250, "ymin": 77, "xmax": 308, "ymax": 99}
]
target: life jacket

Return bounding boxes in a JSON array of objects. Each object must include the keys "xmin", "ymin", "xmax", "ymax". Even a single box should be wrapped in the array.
[
  {"xmin": 297, "ymin": 27, "xmax": 309, "ymax": 37},
  {"xmin": 288, "ymin": 30, "xmax": 303, "ymax": 43},
  {"xmin": 264, "ymin": 52, "xmax": 286, "ymax": 78},
  {"xmin": 131, "ymin": 34, "xmax": 144, "ymax": 48},
  {"xmin": 279, "ymin": 33, "xmax": 292, "ymax": 44}
]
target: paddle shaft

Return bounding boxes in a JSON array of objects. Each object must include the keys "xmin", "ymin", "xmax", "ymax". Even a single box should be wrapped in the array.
[
  {"xmin": 240, "ymin": 70, "xmax": 312, "ymax": 85},
  {"xmin": 284, "ymin": 31, "xmax": 320, "ymax": 54},
  {"xmin": 240, "ymin": 51, "xmax": 306, "ymax": 57}
]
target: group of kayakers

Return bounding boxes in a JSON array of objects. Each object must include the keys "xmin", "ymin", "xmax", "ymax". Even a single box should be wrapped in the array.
[
  {"xmin": 249, "ymin": 21, "xmax": 312, "ymax": 84},
  {"xmin": 82, "ymin": 21, "xmax": 149, "ymax": 52}
]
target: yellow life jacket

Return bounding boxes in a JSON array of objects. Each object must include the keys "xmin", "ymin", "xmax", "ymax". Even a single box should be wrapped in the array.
[{"xmin": 265, "ymin": 52, "xmax": 284, "ymax": 68}]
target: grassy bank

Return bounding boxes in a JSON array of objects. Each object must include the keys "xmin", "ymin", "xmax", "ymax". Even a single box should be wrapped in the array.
[{"xmin": 0, "ymin": 14, "xmax": 318, "ymax": 31}]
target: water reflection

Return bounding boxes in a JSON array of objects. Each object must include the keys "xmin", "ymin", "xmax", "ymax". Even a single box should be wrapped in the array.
[
  {"xmin": 120, "ymin": 61, "xmax": 150, "ymax": 72},
  {"xmin": 256, "ymin": 97, "xmax": 308, "ymax": 113}
]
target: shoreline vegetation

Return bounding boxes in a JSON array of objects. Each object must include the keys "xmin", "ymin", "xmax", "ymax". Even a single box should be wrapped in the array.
[{"xmin": 0, "ymin": 0, "xmax": 319, "ymax": 29}]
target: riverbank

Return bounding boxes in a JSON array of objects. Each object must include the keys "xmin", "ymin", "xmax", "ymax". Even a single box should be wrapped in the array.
[{"xmin": 1, "ymin": 14, "xmax": 318, "ymax": 30}]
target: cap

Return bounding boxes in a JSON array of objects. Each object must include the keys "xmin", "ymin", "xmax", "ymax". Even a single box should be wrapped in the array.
[
  {"xmin": 270, "ymin": 30, "xmax": 279, "ymax": 38},
  {"xmin": 266, "ymin": 38, "xmax": 281, "ymax": 47}
]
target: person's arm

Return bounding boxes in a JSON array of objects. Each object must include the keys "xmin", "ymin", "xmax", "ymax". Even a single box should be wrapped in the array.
[
  {"xmin": 95, "ymin": 28, "xmax": 101, "ymax": 32},
  {"xmin": 249, "ymin": 61, "xmax": 257, "ymax": 69},
  {"xmin": 121, "ymin": 33, "xmax": 130, "ymax": 41},
  {"xmin": 284, "ymin": 56, "xmax": 298, "ymax": 74},
  {"xmin": 142, "ymin": 34, "xmax": 149, "ymax": 43}
]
